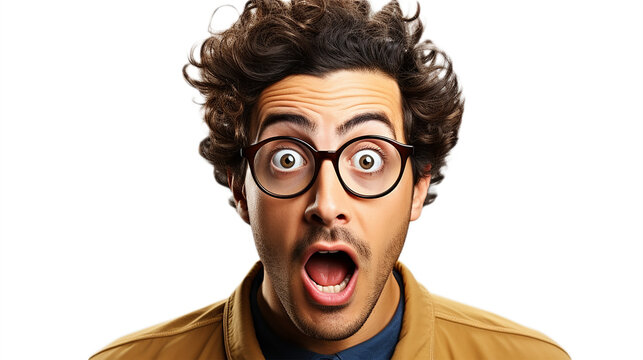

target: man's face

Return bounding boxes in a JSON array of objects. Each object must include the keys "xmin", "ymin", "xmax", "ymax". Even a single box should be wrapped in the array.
[{"xmin": 237, "ymin": 70, "xmax": 428, "ymax": 343}]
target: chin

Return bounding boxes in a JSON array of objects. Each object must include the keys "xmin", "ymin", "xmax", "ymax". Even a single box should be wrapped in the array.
[
  {"xmin": 289, "ymin": 301, "xmax": 371, "ymax": 341},
  {"xmin": 284, "ymin": 269, "xmax": 383, "ymax": 342}
]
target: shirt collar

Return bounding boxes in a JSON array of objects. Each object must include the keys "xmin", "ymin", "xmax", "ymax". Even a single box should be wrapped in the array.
[{"xmin": 250, "ymin": 269, "xmax": 405, "ymax": 360}]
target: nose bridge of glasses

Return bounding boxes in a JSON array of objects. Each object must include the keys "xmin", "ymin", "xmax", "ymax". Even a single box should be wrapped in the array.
[
  {"xmin": 310, "ymin": 153, "xmax": 347, "ymax": 204},
  {"xmin": 313, "ymin": 149, "xmax": 340, "ymax": 165},
  {"xmin": 311, "ymin": 149, "xmax": 342, "ymax": 181}
]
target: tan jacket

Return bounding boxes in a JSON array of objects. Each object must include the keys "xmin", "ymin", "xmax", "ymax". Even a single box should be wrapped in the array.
[{"xmin": 91, "ymin": 262, "xmax": 570, "ymax": 359}]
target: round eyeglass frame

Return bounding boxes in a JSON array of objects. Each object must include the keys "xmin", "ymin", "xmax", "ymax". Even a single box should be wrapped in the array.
[{"xmin": 240, "ymin": 135, "xmax": 414, "ymax": 199}]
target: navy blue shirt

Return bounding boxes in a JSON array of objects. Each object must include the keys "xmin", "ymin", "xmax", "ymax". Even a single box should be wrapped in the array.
[{"xmin": 250, "ymin": 270, "xmax": 405, "ymax": 360}]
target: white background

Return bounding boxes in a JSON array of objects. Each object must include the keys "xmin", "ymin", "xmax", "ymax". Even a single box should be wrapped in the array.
[{"xmin": 1, "ymin": 0, "xmax": 641, "ymax": 359}]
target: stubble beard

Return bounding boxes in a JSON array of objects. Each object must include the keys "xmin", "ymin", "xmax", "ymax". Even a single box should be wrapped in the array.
[{"xmin": 256, "ymin": 220, "xmax": 410, "ymax": 342}]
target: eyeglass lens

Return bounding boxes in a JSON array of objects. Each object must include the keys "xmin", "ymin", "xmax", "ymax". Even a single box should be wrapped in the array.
[{"xmin": 251, "ymin": 138, "xmax": 403, "ymax": 197}]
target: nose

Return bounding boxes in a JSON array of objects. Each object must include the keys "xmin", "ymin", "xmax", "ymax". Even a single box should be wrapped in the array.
[{"xmin": 304, "ymin": 160, "xmax": 351, "ymax": 227}]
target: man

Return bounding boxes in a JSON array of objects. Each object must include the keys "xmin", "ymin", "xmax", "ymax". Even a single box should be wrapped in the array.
[{"xmin": 91, "ymin": 0, "xmax": 569, "ymax": 359}]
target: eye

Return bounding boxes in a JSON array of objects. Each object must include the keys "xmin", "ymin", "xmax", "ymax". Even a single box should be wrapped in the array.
[
  {"xmin": 271, "ymin": 149, "xmax": 305, "ymax": 171},
  {"xmin": 350, "ymin": 149, "xmax": 383, "ymax": 173}
]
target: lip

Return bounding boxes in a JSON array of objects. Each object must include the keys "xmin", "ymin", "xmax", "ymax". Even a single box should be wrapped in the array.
[{"xmin": 300, "ymin": 242, "xmax": 359, "ymax": 307}]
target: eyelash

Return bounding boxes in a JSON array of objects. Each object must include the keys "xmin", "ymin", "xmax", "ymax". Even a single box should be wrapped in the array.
[
  {"xmin": 270, "ymin": 144, "xmax": 305, "ymax": 157},
  {"xmin": 352, "ymin": 144, "xmax": 387, "ymax": 160}
]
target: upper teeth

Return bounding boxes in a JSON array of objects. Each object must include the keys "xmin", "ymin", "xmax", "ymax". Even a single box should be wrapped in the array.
[
  {"xmin": 313, "ymin": 273, "xmax": 351, "ymax": 294},
  {"xmin": 318, "ymin": 250, "xmax": 339, "ymax": 254}
]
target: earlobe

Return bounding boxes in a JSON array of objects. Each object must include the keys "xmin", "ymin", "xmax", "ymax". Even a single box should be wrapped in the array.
[
  {"xmin": 410, "ymin": 169, "xmax": 431, "ymax": 221},
  {"xmin": 228, "ymin": 170, "xmax": 250, "ymax": 225}
]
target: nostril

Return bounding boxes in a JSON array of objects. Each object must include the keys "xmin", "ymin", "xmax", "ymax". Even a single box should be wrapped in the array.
[
  {"xmin": 336, "ymin": 214, "xmax": 346, "ymax": 221},
  {"xmin": 311, "ymin": 214, "xmax": 324, "ymax": 224}
]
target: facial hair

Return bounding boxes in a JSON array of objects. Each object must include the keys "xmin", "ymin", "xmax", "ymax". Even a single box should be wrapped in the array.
[{"xmin": 256, "ymin": 220, "xmax": 409, "ymax": 341}]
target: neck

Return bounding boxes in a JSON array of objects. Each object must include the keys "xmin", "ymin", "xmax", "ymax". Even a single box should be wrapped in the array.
[{"xmin": 257, "ymin": 270, "xmax": 400, "ymax": 354}]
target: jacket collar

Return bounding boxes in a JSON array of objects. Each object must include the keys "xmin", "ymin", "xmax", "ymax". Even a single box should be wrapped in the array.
[
  {"xmin": 223, "ymin": 261, "xmax": 435, "ymax": 360},
  {"xmin": 223, "ymin": 262, "xmax": 264, "ymax": 360},
  {"xmin": 391, "ymin": 262, "xmax": 435, "ymax": 359}
]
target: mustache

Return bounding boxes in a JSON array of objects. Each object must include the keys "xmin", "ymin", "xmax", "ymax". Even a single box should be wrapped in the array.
[{"xmin": 292, "ymin": 226, "xmax": 372, "ymax": 263}]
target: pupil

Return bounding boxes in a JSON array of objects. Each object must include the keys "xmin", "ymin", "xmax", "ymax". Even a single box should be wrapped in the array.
[
  {"xmin": 281, "ymin": 154, "xmax": 295, "ymax": 168},
  {"xmin": 360, "ymin": 155, "xmax": 373, "ymax": 169}
]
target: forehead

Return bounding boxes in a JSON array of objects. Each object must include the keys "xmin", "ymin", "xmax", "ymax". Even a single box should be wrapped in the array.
[{"xmin": 250, "ymin": 70, "xmax": 404, "ymax": 143}]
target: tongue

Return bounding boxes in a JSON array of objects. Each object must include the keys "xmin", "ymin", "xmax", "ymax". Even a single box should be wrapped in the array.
[{"xmin": 305, "ymin": 252, "xmax": 352, "ymax": 286}]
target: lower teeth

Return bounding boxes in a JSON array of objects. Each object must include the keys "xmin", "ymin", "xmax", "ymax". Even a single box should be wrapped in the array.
[{"xmin": 313, "ymin": 274, "xmax": 351, "ymax": 294}]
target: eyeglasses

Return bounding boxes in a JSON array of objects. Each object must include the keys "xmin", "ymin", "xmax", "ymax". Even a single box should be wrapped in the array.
[{"xmin": 241, "ymin": 135, "xmax": 414, "ymax": 199}]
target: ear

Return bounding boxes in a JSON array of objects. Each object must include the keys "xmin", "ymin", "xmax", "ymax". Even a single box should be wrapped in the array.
[
  {"xmin": 410, "ymin": 166, "xmax": 432, "ymax": 221},
  {"xmin": 228, "ymin": 170, "xmax": 250, "ymax": 224}
]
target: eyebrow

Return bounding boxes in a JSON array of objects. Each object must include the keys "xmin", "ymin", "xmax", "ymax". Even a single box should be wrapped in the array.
[
  {"xmin": 336, "ymin": 112, "xmax": 395, "ymax": 137},
  {"xmin": 257, "ymin": 111, "xmax": 396, "ymax": 139},
  {"xmin": 257, "ymin": 113, "xmax": 317, "ymax": 139}
]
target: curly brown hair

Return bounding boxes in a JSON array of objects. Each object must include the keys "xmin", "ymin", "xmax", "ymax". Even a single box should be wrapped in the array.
[{"xmin": 184, "ymin": 0, "xmax": 464, "ymax": 206}]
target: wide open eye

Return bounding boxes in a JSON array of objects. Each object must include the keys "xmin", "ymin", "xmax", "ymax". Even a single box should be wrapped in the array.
[
  {"xmin": 350, "ymin": 149, "xmax": 383, "ymax": 173},
  {"xmin": 271, "ymin": 149, "xmax": 305, "ymax": 171}
]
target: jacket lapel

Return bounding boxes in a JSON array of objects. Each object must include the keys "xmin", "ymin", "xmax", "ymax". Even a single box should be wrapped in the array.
[
  {"xmin": 223, "ymin": 262, "xmax": 265, "ymax": 360},
  {"xmin": 391, "ymin": 262, "xmax": 435, "ymax": 359}
]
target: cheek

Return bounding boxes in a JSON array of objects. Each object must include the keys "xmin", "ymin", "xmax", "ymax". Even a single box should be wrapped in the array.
[
  {"xmin": 245, "ymin": 176, "xmax": 305, "ymax": 253},
  {"xmin": 364, "ymin": 169, "xmax": 413, "ymax": 220},
  {"xmin": 354, "ymin": 173, "xmax": 413, "ymax": 249}
]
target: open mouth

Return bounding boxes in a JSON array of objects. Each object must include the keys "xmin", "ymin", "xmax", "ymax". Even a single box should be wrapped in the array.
[
  {"xmin": 302, "ymin": 248, "xmax": 358, "ymax": 306},
  {"xmin": 305, "ymin": 251, "xmax": 356, "ymax": 293}
]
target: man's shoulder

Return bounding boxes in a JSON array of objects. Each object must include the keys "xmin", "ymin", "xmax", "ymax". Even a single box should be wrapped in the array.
[
  {"xmin": 395, "ymin": 262, "xmax": 569, "ymax": 359},
  {"xmin": 89, "ymin": 299, "xmax": 228, "ymax": 360},
  {"xmin": 429, "ymin": 293, "xmax": 570, "ymax": 359}
]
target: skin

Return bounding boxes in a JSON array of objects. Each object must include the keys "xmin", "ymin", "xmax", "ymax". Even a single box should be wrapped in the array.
[{"xmin": 230, "ymin": 69, "xmax": 431, "ymax": 354}]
